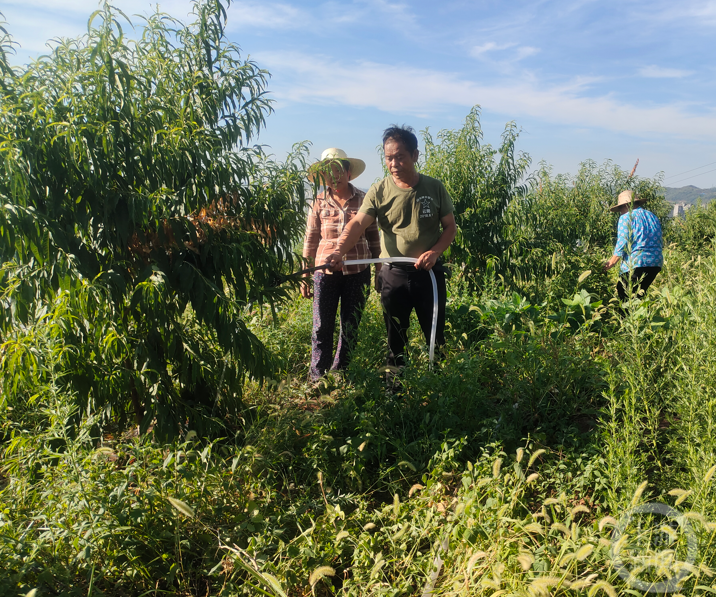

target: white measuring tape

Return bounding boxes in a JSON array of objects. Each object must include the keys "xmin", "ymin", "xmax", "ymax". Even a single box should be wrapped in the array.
[{"xmin": 338, "ymin": 257, "xmax": 439, "ymax": 365}]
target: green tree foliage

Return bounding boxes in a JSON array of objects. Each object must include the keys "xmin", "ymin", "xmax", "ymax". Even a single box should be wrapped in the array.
[
  {"xmin": 503, "ymin": 161, "xmax": 671, "ymax": 301},
  {"xmin": 668, "ymin": 199, "xmax": 716, "ymax": 252},
  {"xmin": 421, "ymin": 106, "xmax": 532, "ymax": 283},
  {"xmin": 0, "ymin": 1, "xmax": 308, "ymax": 437},
  {"xmin": 421, "ymin": 109, "xmax": 670, "ymax": 303}
]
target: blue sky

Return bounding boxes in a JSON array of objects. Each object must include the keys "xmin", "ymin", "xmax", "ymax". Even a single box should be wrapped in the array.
[{"xmin": 3, "ymin": 0, "xmax": 716, "ymax": 189}]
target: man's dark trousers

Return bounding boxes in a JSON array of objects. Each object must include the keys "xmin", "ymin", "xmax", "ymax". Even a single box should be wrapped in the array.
[{"xmin": 378, "ymin": 265, "xmax": 446, "ymax": 368}]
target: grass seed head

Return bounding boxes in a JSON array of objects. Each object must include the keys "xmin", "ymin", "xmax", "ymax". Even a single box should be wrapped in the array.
[
  {"xmin": 570, "ymin": 578, "xmax": 595, "ymax": 590},
  {"xmin": 683, "ymin": 511, "xmax": 707, "ymax": 524},
  {"xmin": 309, "ymin": 566, "xmax": 335, "ymax": 586},
  {"xmin": 587, "ymin": 580, "xmax": 617, "ymax": 597},
  {"xmin": 167, "ymin": 497, "xmax": 195, "ymax": 518},
  {"xmin": 363, "ymin": 522, "xmax": 377, "ymax": 531},
  {"xmin": 517, "ymin": 551, "xmax": 535, "ymax": 571},
  {"xmin": 571, "ymin": 504, "xmax": 590, "ymax": 517},
  {"xmin": 493, "ymin": 458, "xmax": 503, "ymax": 478},
  {"xmin": 409, "ymin": 484, "xmax": 424, "ymax": 497},
  {"xmin": 527, "ymin": 449, "xmax": 546, "ymax": 468},
  {"xmin": 467, "ymin": 551, "xmax": 487, "ymax": 574},
  {"xmin": 630, "ymin": 480, "xmax": 649, "ymax": 507},
  {"xmin": 699, "ymin": 563, "xmax": 715, "ymax": 577},
  {"xmin": 575, "ymin": 544, "xmax": 594, "ymax": 561},
  {"xmin": 523, "ymin": 522, "xmax": 544, "ymax": 534},
  {"xmin": 529, "ymin": 576, "xmax": 561, "ymax": 596},
  {"xmin": 598, "ymin": 516, "xmax": 617, "ymax": 531},
  {"xmin": 704, "ymin": 463, "xmax": 716, "ymax": 484}
]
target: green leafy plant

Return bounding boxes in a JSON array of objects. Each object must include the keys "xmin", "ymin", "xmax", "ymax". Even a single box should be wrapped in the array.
[
  {"xmin": 0, "ymin": 0, "xmax": 308, "ymax": 437},
  {"xmin": 421, "ymin": 106, "xmax": 533, "ymax": 287}
]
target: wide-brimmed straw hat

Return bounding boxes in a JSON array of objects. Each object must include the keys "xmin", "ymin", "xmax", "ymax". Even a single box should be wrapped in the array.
[
  {"xmin": 307, "ymin": 148, "xmax": 366, "ymax": 182},
  {"xmin": 610, "ymin": 189, "xmax": 645, "ymax": 212}
]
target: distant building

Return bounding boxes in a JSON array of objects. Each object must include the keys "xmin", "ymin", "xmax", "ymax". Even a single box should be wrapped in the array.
[{"xmin": 670, "ymin": 203, "xmax": 692, "ymax": 219}]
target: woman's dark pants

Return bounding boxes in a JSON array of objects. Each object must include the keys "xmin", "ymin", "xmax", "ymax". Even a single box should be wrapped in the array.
[
  {"xmin": 310, "ymin": 269, "xmax": 370, "ymax": 381},
  {"xmin": 616, "ymin": 266, "xmax": 661, "ymax": 301}
]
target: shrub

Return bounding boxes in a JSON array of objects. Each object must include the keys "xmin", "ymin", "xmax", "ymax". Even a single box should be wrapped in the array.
[
  {"xmin": 667, "ymin": 199, "xmax": 716, "ymax": 253},
  {"xmin": 421, "ymin": 106, "xmax": 532, "ymax": 288},
  {"xmin": 0, "ymin": 1, "xmax": 308, "ymax": 437}
]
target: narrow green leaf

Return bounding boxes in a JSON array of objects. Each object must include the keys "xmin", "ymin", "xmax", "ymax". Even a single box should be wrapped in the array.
[{"xmin": 167, "ymin": 497, "xmax": 194, "ymax": 518}]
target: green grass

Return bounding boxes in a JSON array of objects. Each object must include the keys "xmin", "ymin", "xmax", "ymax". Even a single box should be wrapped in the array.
[
  {"xmin": 4, "ymin": 244, "xmax": 716, "ymax": 596},
  {"xmin": 2, "ymin": 3, "xmax": 715, "ymax": 593}
]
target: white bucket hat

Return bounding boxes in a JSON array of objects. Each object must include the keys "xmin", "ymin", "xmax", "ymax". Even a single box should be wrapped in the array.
[
  {"xmin": 307, "ymin": 147, "xmax": 366, "ymax": 182},
  {"xmin": 610, "ymin": 189, "xmax": 645, "ymax": 212}
]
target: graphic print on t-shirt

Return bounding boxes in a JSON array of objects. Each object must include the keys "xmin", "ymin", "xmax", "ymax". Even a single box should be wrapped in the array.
[{"xmin": 416, "ymin": 195, "xmax": 434, "ymax": 219}]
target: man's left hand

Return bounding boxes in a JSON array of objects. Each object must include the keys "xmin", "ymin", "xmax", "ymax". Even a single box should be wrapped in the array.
[{"xmin": 415, "ymin": 250, "xmax": 439, "ymax": 270}]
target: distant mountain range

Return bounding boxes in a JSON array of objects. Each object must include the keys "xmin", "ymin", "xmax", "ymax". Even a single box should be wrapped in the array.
[{"xmin": 664, "ymin": 185, "xmax": 716, "ymax": 205}]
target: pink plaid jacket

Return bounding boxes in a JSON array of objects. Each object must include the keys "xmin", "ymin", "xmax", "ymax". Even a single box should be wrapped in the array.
[{"xmin": 303, "ymin": 185, "xmax": 381, "ymax": 275}]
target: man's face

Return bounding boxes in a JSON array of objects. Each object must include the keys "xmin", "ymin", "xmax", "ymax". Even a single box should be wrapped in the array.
[{"xmin": 384, "ymin": 138, "xmax": 419, "ymax": 179}]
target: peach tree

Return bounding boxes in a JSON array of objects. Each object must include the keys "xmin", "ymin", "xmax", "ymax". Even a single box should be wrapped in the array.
[{"xmin": 0, "ymin": 1, "xmax": 307, "ymax": 437}]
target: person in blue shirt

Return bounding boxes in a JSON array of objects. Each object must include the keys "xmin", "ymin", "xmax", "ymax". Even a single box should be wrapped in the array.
[{"xmin": 604, "ymin": 190, "xmax": 663, "ymax": 300}]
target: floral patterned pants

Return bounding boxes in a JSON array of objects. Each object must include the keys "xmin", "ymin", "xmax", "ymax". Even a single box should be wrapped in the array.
[{"xmin": 310, "ymin": 269, "xmax": 370, "ymax": 381}]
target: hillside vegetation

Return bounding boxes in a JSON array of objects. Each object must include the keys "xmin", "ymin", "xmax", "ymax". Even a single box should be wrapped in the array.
[
  {"xmin": 664, "ymin": 185, "xmax": 716, "ymax": 205},
  {"xmin": 2, "ymin": 2, "xmax": 716, "ymax": 597}
]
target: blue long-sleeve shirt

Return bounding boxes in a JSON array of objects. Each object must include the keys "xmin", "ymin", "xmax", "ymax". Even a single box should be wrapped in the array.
[{"xmin": 613, "ymin": 207, "xmax": 663, "ymax": 274}]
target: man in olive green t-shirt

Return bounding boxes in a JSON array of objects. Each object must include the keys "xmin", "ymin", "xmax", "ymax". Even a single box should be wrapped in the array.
[{"xmin": 325, "ymin": 125, "xmax": 457, "ymax": 372}]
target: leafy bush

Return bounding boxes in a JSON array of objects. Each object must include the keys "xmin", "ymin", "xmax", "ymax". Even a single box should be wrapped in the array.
[
  {"xmin": 0, "ymin": 1, "xmax": 308, "ymax": 437},
  {"xmin": 503, "ymin": 161, "xmax": 670, "ymax": 304},
  {"xmin": 421, "ymin": 106, "xmax": 532, "ymax": 284},
  {"xmin": 667, "ymin": 199, "xmax": 716, "ymax": 253},
  {"xmin": 419, "ymin": 112, "xmax": 670, "ymax": 309}
]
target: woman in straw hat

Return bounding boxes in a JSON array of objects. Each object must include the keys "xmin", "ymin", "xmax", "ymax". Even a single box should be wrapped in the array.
[
  {"xmin": 604, "ymin": 190, "xmax": 663, "ymax": 301},
  {"xmin": 302, "ymin": 148, "xmax": 382, "ymax": 382}
]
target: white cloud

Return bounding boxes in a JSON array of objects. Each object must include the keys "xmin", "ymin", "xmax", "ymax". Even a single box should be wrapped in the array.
[
  {"xmin": 683, "ymin": 0, "xmax": 716, "ymax": 23},
  {"xmin": 364, "ymin": 0, "xmax": 418, "ymax": 27},
  {"xmin": 227, "ymin": 1, "xmax": 309, "ymax": 30},
  {"xmin": 639, "ymin": 65, "xmax": 694, "ymax": 78},
  {"xmin": 223, "ymin": 0, "xmax": 418, "ymax": 33},
  {"xmin": 3, "ymin": 0, "xmax": 102, "ymax": 13},
  {"xmin": 471, "ymin": 41, "xmax": 514, "ymax": 56},
  {"xmin": 515, "ymin": 46, "xmax": 539, "ymax": 60},
  {"xmin": 3, "ymin": 0, "xmax": 196, "ymax": 55},
  {"xmin": 258, "ymin": 51, "xmax": 716, "ymax": 139},
  {"xmin": 636, "ymin": 0, "xmax": 716, "ymax": 27},
  {"xmin": 2, "ymin": 0, "xmax": 194, "ymax": 17},
  {"xmin": 470, "ymin": 41, "xmax": 539, "ymax": 62}
]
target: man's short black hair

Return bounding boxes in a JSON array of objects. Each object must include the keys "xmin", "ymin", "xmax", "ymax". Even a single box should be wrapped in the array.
[{"xmin": 382, "ymin": 125, "xmax": 418, "ymax": 154}]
